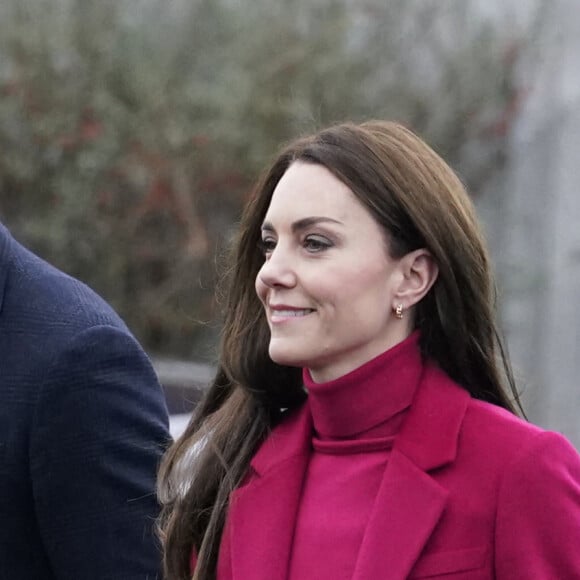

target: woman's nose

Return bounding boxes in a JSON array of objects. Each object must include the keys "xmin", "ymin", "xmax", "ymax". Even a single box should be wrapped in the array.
[{"xmin": 257, "ymin": 246, "xmax": 297, "ymax": 288}]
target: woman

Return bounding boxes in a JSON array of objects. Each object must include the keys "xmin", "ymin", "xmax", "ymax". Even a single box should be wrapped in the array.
[{"xmin": 158, "ymin": 121, "xmax": 580, "ymax": 580}]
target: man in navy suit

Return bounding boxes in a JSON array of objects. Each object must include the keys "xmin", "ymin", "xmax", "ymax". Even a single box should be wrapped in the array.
[{"xmin": 0, "ymin": 222, "xmax": 170, "ymax": 579}]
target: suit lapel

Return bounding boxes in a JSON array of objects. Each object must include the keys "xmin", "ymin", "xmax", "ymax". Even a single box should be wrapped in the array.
[
  {"xmin": 225, "ymin": 405, "xmax": 312, "ymax": 580},
  {"xmin": 353, "ymin": 363, "xmax": 470, "ymax": 580}
]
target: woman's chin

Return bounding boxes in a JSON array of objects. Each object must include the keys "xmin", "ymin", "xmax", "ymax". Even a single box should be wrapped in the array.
[{"xmin": 268, "ymin": 347, "xmax": 310, "ymax": 369}]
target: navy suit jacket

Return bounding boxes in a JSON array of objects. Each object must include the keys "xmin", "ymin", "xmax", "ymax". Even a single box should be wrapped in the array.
[{"xmin": 0, "ymin": 224, "xmax": 170, "ymax": 579}]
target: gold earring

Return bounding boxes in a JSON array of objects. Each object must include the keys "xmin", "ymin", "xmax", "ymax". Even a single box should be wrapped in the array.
[{"xmin": 394, "ymin": 304, "xmax": 404, "ymax": 319}]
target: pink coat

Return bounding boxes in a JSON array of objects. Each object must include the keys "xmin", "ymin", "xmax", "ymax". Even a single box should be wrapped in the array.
[{"xmin": 198, "ymin": 363, "xmax": 580, "ymax": 579}]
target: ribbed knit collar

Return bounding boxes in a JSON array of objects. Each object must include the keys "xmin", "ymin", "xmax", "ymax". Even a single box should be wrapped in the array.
[{"xmin": 302, "ymin": 332, "xmax": 423, "ymax": 439}]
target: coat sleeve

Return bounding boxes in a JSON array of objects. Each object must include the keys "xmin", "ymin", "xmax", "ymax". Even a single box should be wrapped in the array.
[
  {"xmin": 495, "ymin": 430, "xmax": 580, "ymax": 579},
  {"xmin": 29, "ymin": 324, "xmax": 171, "ymax": 580}
]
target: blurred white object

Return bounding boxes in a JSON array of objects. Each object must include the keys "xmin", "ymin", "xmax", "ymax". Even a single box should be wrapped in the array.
[{"xmin": 170, "ymin": 413, "xmax": 192, "ymax": 439}]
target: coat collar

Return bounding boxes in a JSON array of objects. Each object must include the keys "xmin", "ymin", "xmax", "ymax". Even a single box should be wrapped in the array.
[
  {"xmin": 249, "ymin": 360, "xmax": 468, "ymax": 475},
  {"xmin": 395, "ymin": 361, "xmax": 469, "ymax": 471},
  {"xmin": 353, "ymin": 363, "xmax": 469, "ymax": 579},
  {"xmin": 221, "ymin": 361, "xmax": 470, "ymax": 580},
  {"xmin": 218, "ymin": 407, "xmax": 312, "ymax": 580},
  {"xmin": 249, "ymin": 401, "xmax": 313, "ymax": 478}
]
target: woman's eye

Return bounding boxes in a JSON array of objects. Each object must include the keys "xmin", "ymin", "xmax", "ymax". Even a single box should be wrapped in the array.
[
  {"xmin": 303, "ymin": 236, "xmax": 332, "ymax": 252},
  {"xmin": 258, "ymin": 238, "xmax": 276, "ymax": 254}
]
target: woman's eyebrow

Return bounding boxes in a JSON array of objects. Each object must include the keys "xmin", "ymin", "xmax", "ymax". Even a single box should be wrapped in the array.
[{"xmin": 261, "ymin": 216, "xmax": 343, "ymax": 233}]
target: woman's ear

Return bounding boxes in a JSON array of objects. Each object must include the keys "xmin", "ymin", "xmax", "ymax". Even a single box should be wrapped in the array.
[{"xmin": 392, "ymin": 249, "xmax": 438, "ymax": 310}]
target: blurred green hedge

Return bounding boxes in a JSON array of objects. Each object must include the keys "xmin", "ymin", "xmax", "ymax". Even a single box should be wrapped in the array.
[{"xmin": 0, "ymin": 0, "xmax": 526, "ymax": 359}]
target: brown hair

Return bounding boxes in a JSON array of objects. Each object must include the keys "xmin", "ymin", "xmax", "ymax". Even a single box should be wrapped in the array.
[{"xmin": 157, "ymin": 120, "xmax": 522, "ymax": 579}]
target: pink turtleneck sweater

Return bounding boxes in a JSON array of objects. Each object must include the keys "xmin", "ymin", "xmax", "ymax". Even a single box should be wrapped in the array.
[{"xmin": 288, "ymin": 333, "xmax": 423, "ymax": 580}]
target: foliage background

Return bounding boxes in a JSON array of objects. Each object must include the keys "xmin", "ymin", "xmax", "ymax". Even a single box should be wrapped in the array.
[{"xmin": 0, "ymin": 0, "xmax": 531, "ymax": 360}]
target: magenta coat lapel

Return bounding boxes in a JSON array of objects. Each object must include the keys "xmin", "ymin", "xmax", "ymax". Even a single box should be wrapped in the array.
[
  {"xmin": 353, "ymin": 364, "xmax": 469, "ymax": 579},
  {"xmin": 220, "ymin": 406, "xmax": 313, "ymax": 580},
  {"xmin": 220, "ymin": 363, "xmax": 470, "ymax": 580},
  {"xmin": 353, "ymin": 450, "xmax": 448, "ymax": 579}
]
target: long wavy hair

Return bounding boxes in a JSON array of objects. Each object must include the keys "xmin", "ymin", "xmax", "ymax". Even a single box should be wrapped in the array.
[{"xmin": 157, "ymin": 120, "xmax": 522, "ymax": 580}]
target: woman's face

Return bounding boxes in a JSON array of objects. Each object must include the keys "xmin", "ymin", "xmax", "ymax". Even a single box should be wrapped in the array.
[{"xmin": 255, "ymin": 161, "xmax": 410, "ymax": 382}]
